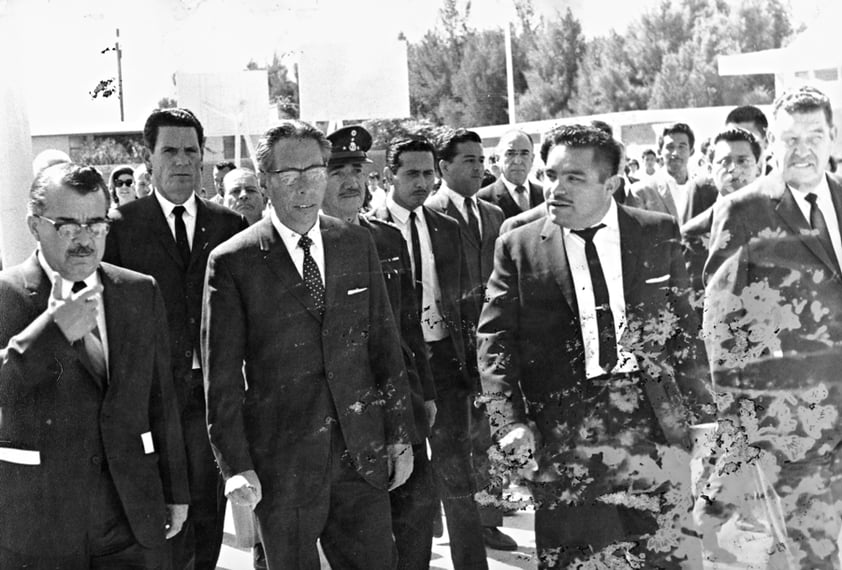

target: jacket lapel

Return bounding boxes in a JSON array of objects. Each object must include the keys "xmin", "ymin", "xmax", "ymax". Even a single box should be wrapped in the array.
[
  {"xmin": 100, "ymin": 266, "xmax": 125, "ymax": 388},
  {"xmin": 189, "ymin": 199, "xmax": 212, "ymax": 270},
  {"xmin": 20, "ymin": 253, "xmax": 51, "ymax": 311},
  {"xmin": 145, "ymin": 198, "xmax": 185, "ymax": 269},
  {"xmin": 444, "ymin": 195, "xmax": 480, "ymax": 250},
  {"xmin": 617, "ymin": 206, "xmax": 642, "ymax": 305},
  {"xmin": 258, "ymin": 219, "xmax": 323, "ymax": 323},
  {"xmin": 321, "ymin": 217, "xmax": 342, "ymax": 321},
  {"xmin": 539, "ymin": 218, "xmax": 577, "ymax": 313},
  {"xmin": 772, "ymin": 180, "xmax": 839, "ymax": 276}
]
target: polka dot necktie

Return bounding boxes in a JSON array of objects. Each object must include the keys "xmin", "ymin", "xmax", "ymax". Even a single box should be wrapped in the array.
[{"xmin": 298, "ymin": 234, "xmax": 325, "ymax": 316}]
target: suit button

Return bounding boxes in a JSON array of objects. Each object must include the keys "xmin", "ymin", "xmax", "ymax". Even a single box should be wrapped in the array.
[
  {"xmin": 322, "ymin": 330, "xmax": 329, "ymax": 337},
  {"xmin": 189, "ymin": 318, "xmax": 196, "ymax": 325},
  {"xmin": 327, "ymin": 372, "xmax": 334, "ymax": 379},
  {"xmin": 91, "ymin": 455, "xmax": 102, "ymax": 466},
  {"xmin": 185, "ymin": 350, "xmax": 192, "ymax": 358}
]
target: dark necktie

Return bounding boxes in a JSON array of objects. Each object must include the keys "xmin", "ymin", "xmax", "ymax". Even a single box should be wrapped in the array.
[
  {"xmin": 409, "ymin": 211, "xmax": 423, "ymax": 314},
  {"xmin": 571, "ymin": 224, "xmax": 618, "ymax": 373},
  {"xmin": 172, "ymin": 205, "xmax": 191, "ymax": 267},
  {"xmin": 72, "ymin": 280, "xmax": 107, "ymax": 383},
  {"xmin": 298, "ymin": 235, "xmax": 325, "ymax": 316},
  {"xmin": 465, "ymin": 197, "xmax": 481, "ymax": 243},
  {"xmin": 514, "ymin": 185, "xmax": 530, "ymax": 211},
  {"xmin": 805, "ymin": 193, "xmax": 839, "ymax": 272}
]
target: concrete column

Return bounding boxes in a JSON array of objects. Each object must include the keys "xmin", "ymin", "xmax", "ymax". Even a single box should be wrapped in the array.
[{"xmin": 0, "ymin": 11, "xmax": 35, "ymax": 268}]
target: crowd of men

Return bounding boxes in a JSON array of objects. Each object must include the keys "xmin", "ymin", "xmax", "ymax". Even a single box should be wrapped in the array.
[{"xmin": 1, "ymin": 83, "xmax": 841, "ymax": 570}]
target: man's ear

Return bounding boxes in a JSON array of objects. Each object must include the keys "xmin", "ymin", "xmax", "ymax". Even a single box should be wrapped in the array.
[
  {"xmin": 26, "ymin": 215, "xmax": 40, "ymax": 241},
  {"xmin": 382, "ymin": 167, "xmax": 394, "ymax": 185},
  {"xmin": 604, "ymin": 174, "xmax": 621, "ymax": 196},
  {"xmin": 438, "ymin": 159, "xmax": 449, "ymax": 179}
]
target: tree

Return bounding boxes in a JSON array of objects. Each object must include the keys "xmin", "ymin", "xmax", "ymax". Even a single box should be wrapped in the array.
[
  {"xmin": 157, "ymin": 97, "xmax": 177, "ymax": 109},
  {"xmin": 71, "ymin": 135, "xmax": 145, "ymax": 166},
  {"xmin": 517, "ymin": 8, "xmax": 585, "ymax": 121},
  {"xmin": 247, "ymin": 53, "xmax": 300, "ymax": 118},
  {"xmin": 451, "ymin": 29, "xmax": 511, "ymax": 126}
]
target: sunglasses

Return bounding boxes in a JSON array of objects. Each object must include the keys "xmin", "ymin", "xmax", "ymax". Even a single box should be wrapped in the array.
[{"xmin": 114, "ymin": 178, "xmax": 134, "ymax": 188}]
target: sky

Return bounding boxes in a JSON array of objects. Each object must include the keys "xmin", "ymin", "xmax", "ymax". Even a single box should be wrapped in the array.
[{"xmin": 0, "ymin": 0, "xmax": 831, "ymax": 134}]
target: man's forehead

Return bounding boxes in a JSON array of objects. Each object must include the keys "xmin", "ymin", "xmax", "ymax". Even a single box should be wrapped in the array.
[
  {"xmin": 663, "ymin": 133, "xmax": 690, "ymax": 144},
  {"xmin": 328, "ymin": 161, "xmax": 364, "ymax": 172},
  {"xmin": 714, "ymin": 140, "xmax": 753, "ymax": 155},
  {"xmin": 270, "ymin": 138, "xmax": 323, "ymax": 165},
  {"xmin": 499, "ymin": 132, "xmax": 531, "ymax": 150},
  {"xmin": 44, "ymin": 185, "xmax": 108, "ymax": 214},
  {"xmin": 155, "ymin": 125, "xmax": 200, "ymax": 147},
  {"xmin": 773, "ymin": 108, "xmax": 831, "ymax": 131},
  {"xmin": 398, "ymin": 151, "xmax": 435, "ymax": 170}
]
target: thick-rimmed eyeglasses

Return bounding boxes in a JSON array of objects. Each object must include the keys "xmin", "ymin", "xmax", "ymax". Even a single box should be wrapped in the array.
[
  {"xmin": 113, "ymin": 179, "xmax": 134, "ymax": 188},
  {"xmin": 36, "ymin": 215, "xmax": 111, "ymax": 239},
  {"xmin": 262, "ymin": 164, "xmax": 326, "ymax": 186}
]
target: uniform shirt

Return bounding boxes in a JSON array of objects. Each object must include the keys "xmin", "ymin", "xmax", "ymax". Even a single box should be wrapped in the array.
[
  {"xmin": 38, "ymin": 250, "xmax": 109, "ymax": 378},
  {"xmin": 563, "ymin": 200, "xmax": 639, "ymax": 379},
  {"xmin": 386, "ymin": 196, "xmax": 449, "ymax": 342}
]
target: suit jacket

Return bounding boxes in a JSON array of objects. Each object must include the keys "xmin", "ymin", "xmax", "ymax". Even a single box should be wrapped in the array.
[
  {"xmin": 500, "ymin": 203, "xmax": 545, "ymax": 235},
  {"xmin": 104, "ymin": 194, "xmax": 247, "ymax": 398},
  {"xmin": 704, "ymin": 172, "xmax": 842, "ymax": 403},
  {"xmin": 628, "ymin": 171, "xmax": 718, "ymax": 226},
  {"xmin": 424, "ymin": 188, "xmax": 504, "ymax": 328},
  {"xmin": 0, "ymin": 255, "xmax": 189, "ymax": 555},
  {"xmin": 478, "ymin": 207, "xmax": 710, "ymax": 480},
  {"xmin": 359, "ymin": 216, "xmax": 435, "ymax": 438},
  {"xmin": 368, "ymin": 205, "xmax": 473, "ymax": 390},
  {"xmin": 202, "ymin": 215, "xmax": 415, "ymax": 508},
  {"xmin": 478, "ymin": 178, "xmax": 544, "ymax": 220}
]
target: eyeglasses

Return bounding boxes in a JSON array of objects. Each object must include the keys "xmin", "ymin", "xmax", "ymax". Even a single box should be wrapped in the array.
[
  {"xmin": 36, "ymin": 215, "xmax": 111, "ymax": 239},
  {"xmin": 113, "ymin": 179, "xmax": 134, "ymax": 188},
  {"xmin": 263, "ymin": 164, "xmax": 326, "ymax": 186}
]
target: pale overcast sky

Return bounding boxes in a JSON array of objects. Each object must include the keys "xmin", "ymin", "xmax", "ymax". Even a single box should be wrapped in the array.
[{"xmin": 0, "ymin": 0, "xmax": 830, "ymax": 133}]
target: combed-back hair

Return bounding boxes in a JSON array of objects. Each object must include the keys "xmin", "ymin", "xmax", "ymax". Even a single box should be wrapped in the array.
[
  {"xmin": 29, "ymin": 163, "xmax": 109, "ymax": 216},
  {"xmin": 540, "ymin": 124, "xmax": 622, "ymax": 182},
  {"xmin": 143, "ymin": 107, "xmax": 205, "ymax": 152},
  {"xmin": 255, "ymin": 120, "xmax": 331, "ymax": 172},
  {"xmin": 773, "ymin": 85, "xmax": 833, "ymax": 126},
  {"xmin": 386, "ymin": 135, "xmax": 437, "ymax": 174},
  {"xmin": 657, "ymin": 122, "xmax": 695, "ymax": 152},
  {"xmin": 708, "ymin": 127, "xmax": 762, "ymax": 162}
]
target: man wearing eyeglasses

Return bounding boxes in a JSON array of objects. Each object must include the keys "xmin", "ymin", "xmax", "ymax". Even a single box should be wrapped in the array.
[
  {"xmin": 104, "ymin": 108, "xmax": 247, "ymax": 570},
  {"xmin": 202, "ymin": 120, "xmax": 416, "ymax": 569},
  {"xmin": 0, "ymin": 163, "xmax": 189, "ymax": 567},
  {"xmin": 477, "ymin": 129, "xmax": 543, "ymax": 219}
]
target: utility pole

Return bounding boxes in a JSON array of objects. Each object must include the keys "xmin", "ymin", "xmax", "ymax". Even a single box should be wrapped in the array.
[
  {"xmin": 115, "ymin": 28, "xmax": 125, "ymax": 122},
  {"xmin": 504, "ymin": 21, "xmax": 516, "ymax": 124}
]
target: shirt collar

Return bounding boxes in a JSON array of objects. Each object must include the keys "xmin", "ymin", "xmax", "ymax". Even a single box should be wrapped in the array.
[
  {"xmin": 270, "ymin": 209, "xmax": 323, "ymax": 250},
  {"xmin": 500, "ymin": 175, "xmax": 522, "ymax": 193},
  {"xmin": 37, "ymin": 249, "xmax": 101, "ymax": 298},
  {"xmin": 563, "ymin": 199, "xmax": 619, "ymax": 237},
  {"xmin": 438, "ymin": 184, "xmax": 472, "ymax": 210},
  {"xmin": 787, "ymin": 174, "xmax": 830, "ymax": 201},
  {"xmin": 154, "ymin": 190, "xmax": 197, "ymax": 219},
  {"xmin": 386, "ymin": 194, "xmax": 418, "ymax": 225}
]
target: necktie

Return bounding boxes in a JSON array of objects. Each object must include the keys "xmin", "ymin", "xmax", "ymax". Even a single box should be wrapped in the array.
[
  {"xmin": 465, "ymin": 197, "xmax": 481, "ymax": 243},
  {"xmin": 805, "ymin": 193, "xmax": 840, "ymax": 272},
  {"xmin": 514, "ymin": 185, "xmax": 530, "ymax": 212},
  {"xmin": 409, "ymin": 211, "xmax": 423, "ymax": 315},
  {"xmin": 172, "ymin": 205, "xmax": 191, "ymax": 267},
  {"xmin": 571, "ymin": 225, "xmax": 618, "ymax": 373},
  {"xmin": 298, "ymin": 235, "xmax": 325, "ymax": 316},
  {"xmin": 72, "ymin": 280, "xmax": 107, "ymax": 383}
]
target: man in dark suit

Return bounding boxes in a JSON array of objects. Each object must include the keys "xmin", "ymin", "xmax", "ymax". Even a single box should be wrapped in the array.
[
  {"xmin": 202, "ymin": 120, "xmax": 415, "ymax": 569},
  {"xmin": 680, "ymin": 127, "xmax": 762, "ymax": 295},
  {"xmin": 426, "ymin": 128, "xmax": 515, "ymax": 551},
  {"xmin": 477, "ymin": 129, "xmax": 543, "ymax": 219},
  {"xmin": 699, "ymin": 86, "xmax": 842, "ymax": 568},
  {"xmin": 478, "ymin": 125, "xmax": 709, "ymax": 569},
  {"xmin": 103, "ymin": 108, "xmax": 247, "ymax": 570},
  {"xmin": 0, "ymin": 163, "xmax": 190, "ymax": 568},
  {"xmin": 322, "ymin": 125, "xmax": 438, "ymax": 570},
  {"xmin": 372, "ymin": 136, "xmax": 489, "ymax": 570}
]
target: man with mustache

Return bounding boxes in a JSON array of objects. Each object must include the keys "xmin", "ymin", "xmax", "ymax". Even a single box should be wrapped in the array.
[
  {"xmin": 323, "ymin": 125, "xmax": 438, "ymax": 569},
  {"xmin": 0, "ymin": 163, "xmax": 189, "ymax": 567},
  {"xmin": 478, "ymin": 124, "xmax": 709, "ymax": 568},
  {"xmin": 104, "ymin": 108, "xmax": 248, "ymax": 570},
  {"xmin": 700, "ymin": 86, "xmax": 842, "ymax": 567},
  {"xmin": 370, "ymin": 135, "xmax": 487, "ymax": 570},
  {"xmin": 222, "ymin": 168, "xmax": 267, "ymax": 226}
]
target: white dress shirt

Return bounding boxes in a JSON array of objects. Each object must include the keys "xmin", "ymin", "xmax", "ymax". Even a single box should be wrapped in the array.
[
  {"xmin": 563, "ymin": 200, "xmax": 639, "ymax": 379},
  {"xmin": 38, "ymin": 251, "xmax": 109, "ymax": 378},
  {"xmin": 788, "ymin": 175, "xmax": 842, "ymax": 270},
  {"xmin": 270, "ymin": 210, "xmax": 325, "ymax": 285},
  {"xmin": 386, "ymin": 196, "xmax": 449, "ymax": 342},
  {"xmin": 437, "ymin": 184, "xmax": 483, "ymax": 237},
  {"xmin": 154, "ymin": 190, "xmax": 198, "ymax": 248}
]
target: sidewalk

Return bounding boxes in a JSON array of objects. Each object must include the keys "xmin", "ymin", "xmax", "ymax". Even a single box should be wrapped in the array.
[{"xmin": 216, "ymin": 492, "xmax": 537, "ymax": 570}]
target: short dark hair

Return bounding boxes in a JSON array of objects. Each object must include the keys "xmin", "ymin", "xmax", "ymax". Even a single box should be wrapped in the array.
[
  {"xmin": 143, "ymin": 108, "xmax": 205, "ymax": 153},
  {"xmin": 29, "ymin": 163, "xmax": 110, "ymax": 216},
  {"xmin": 386, "ymin": 135, "xmax": 437, "ymax": 174},
  {"xmin": 540, "ymin": 124, "xmax": 622, "ymax": 182},
  {"xmin": 658, "ymin": 122, "xmax": 695, "ymax": 152},
  {"xmin": 214, "ymin": 160, "xmax": 236, "ymax": 172},
  {"xmin": 628, "ymin": 159, "xmax": 640, "ymax": 168},
  {"xmin": 773, "ymin": 85, "xmax": 833, "ymax": 126},
  {"xmin": 725, "ymin": 105, "xmax": 769, "ymax": 137},
  {"xmin": 708, "ymin": 127, "xmax": 762, "ymax": 162},
  {"xmin": 436, "ymin": 128, "xmax": 483, "ymax": 163},
  {"xmin": 589, "ymin": 120, "xmax": 613, "ymax": 137},
  {"xmin": 255, "ymin": 120, "xmax": 331, "ymax": 172},
  {"xmin": 641, "ymin": 148, "xmax": 656, "ymax": 159}
]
